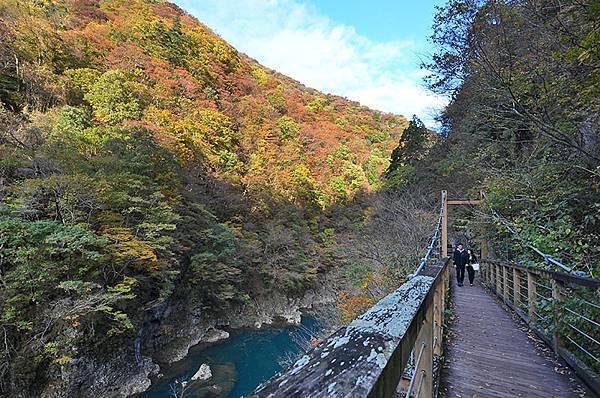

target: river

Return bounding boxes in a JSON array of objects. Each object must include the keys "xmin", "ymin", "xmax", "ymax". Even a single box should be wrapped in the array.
[{"xmin": 140, "ymin": 315, "xmax": 320, "ymax": 398}]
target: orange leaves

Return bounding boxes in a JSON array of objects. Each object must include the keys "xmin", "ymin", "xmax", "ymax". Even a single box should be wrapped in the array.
[
  {"xmin": 5, "ymin": 0, "xmax": 407, "ymax": 211},
  {"xmin": 37, "ymin": 0, "xmax": 406, "ymax": 210},
  {"xmin": 337, "ymin": 291, "xmax": 374, "ymax": 324}
]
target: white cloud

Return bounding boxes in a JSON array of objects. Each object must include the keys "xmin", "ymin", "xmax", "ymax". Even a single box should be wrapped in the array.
[{"xmin": 174, "ymin": 0, "xmax": 447, "ymax": 127}]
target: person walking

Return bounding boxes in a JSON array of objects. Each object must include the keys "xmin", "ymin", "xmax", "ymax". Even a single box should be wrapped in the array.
[
  {"xmin": 453, "ymin": 243, "xmax": 468, "ymax": 286},
  {"xmin": 466, "ymin": 248, "xmax": 478, "ymax": 286}
]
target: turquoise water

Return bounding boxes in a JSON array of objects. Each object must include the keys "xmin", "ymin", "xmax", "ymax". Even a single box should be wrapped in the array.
[{"xmin": 140, "ymin": 316, "xmax": 320, "ymax": 398}]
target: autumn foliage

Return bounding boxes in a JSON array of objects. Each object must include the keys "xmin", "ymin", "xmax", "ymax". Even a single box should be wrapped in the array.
[{"xmin": 0, "ymin": 0, "xmax": 408, "ymax": 394}]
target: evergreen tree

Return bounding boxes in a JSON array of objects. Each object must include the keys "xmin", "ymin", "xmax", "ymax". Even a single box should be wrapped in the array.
[{"xmin": 386, "ymin": 115, "xmax": 428, "ymax": 175}]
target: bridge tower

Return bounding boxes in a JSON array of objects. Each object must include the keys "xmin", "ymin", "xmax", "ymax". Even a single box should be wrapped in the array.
[{"xmin": 440, "ymin": 190, "xmax": 484, "ymax": 258}]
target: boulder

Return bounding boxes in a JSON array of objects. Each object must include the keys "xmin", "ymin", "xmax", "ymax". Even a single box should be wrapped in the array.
[
  {"xmin": 191, "ymin": 363, "xmax": 212, "ymax": 381},
  {"xmin": 204, "ymin": 328, "xmax": 230, "ymax": 343}
]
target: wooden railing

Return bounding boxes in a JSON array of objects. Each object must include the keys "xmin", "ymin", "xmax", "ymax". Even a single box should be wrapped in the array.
[
  {"xmin": 252, "ymin": 258, "xmax": 450, "ymax": 398},
  {"xmin": 481, "ymin": 259, "xmax": 600, "ymax": 393}
]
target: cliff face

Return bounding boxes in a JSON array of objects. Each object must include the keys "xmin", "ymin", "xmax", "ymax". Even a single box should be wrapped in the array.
[
  {"xmin": 38, "ymin": 283, "xmax": 336, "ymax": 398},
  {"xmin": 0, "ymin": 1, "xmax": 407, "ymax": 396}
]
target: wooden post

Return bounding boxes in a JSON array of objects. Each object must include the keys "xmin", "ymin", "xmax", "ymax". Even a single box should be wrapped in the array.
[
  {"xmin": 482, "ymin": 263, "xmax": 487, "ymax": 283},
  {"xmin": 433, "ymin": 280, "xmax": 442, "ymax": 356},
  {"xmin": 513, "ymin": 269, "xmax": 521, "ymax": 308},
  {"xmin": 503, "ymin": 266, "xmax": 509, "ymax": 303},
  {"xmin": 527, "ymin": 271, "xmax": 537, "ymax": 325},
  {"xmin": 414, "ymin": 300, "xmax": 434, "ymax": 397},
  {"xmin": 551, "ymin": 279, "xmax": 565, "ymax": 353},
  {"xmin": 444, "ymin": 264, "xmax": 449, "ymax": 307},
  {"xmin": 441, "ymin": 191, "xmax": 448, "ymax": 258},
  {"xmin": 481, "ymin": 239, "xmax": 488, "ymax": 260},
  {"xmin": 496, "ymin": 264, "xmax": 502, "ymax": 297}
]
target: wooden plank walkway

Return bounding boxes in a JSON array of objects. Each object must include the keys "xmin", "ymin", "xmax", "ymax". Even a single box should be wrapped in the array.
[{"xmin": 440, "ymin": 276, "xmax": 589, "ymax": 398}]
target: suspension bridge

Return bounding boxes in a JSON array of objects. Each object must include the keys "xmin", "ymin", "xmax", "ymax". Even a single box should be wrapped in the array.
[{"xmin": 251, "ymin": 191, "xmax": 599, "ymax": 397}]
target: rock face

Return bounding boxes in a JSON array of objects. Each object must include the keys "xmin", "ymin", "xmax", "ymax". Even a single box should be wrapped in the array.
[
  {"xmin": 191, "ymin": 363, "xmax": 212, "ymax": 381},
  {"xmin": 39, "ymin": 281, "xmax": 335, "ymax": 398},
  {"xmin": 152, "ymin": 282, "xmax": 335, "ymax": 365},
  {"xmin": 226, "ymin": 286, "xmax": 336, "ymax": 329},
  {"xmin": 204, "ymin": 328, "xmax": 230, "ymax": 343},
  {"xmin": 41, "ymin": 356, "xmax": 160, "ymax": 398}
]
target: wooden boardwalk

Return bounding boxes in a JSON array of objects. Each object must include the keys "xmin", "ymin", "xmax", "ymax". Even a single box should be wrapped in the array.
[{"xmin": 440, "ymin": 277, "xmax": 588, "ymax": 398}]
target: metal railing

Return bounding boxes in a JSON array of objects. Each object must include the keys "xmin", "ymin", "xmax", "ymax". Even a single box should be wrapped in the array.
[{"xmin": 481, "ymin": 259, "xmax": 600, "ymax": 393}]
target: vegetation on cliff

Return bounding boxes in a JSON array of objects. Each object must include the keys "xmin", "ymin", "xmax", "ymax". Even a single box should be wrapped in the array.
[
  {"xmin": 2, "ymin": 0, "xmax": 596, "ymax": 395},
  {"xmin": 0, "ymin": 0, "xmax": 413, "ymax": 394}
]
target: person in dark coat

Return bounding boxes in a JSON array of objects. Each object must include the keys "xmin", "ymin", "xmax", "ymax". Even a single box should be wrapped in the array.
[
  {"xmin": 453, "ymin": 243, "xmax": 468, "ymax": 286},
  {"xmin": 466, "ymin": 249, "xmax": 478, "ymax": 286}
]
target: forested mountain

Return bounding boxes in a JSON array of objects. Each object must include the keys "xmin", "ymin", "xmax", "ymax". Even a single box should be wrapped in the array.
[
  {"xmin": 2, "ymin": 0, "xmax": 597, "ymax": 396},
  {"xmin": 388, "ymin": 0, "xmax": 599, "ymax": 275},
  {"xmin": 0, "ymin": 0, "xmax": 414, "ymax": 396}
]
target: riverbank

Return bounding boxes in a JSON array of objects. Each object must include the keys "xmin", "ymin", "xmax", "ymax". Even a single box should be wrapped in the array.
[{"xmin": 139, "ymin": 315, "xmax": 321, "ymax": 398}]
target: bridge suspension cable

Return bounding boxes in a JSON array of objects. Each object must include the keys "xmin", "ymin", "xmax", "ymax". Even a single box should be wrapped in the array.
[
  {"xmin": 481, "ymin": 192, "xmax": 573, "ymax": 273},
  {"xmin": 414, "ymin": 191, "xmax": 446, "ymax": 275}
]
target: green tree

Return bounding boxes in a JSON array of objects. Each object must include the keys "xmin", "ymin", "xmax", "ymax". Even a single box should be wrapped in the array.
[
  {"xmin": 84, "ymin": 70, "xmax": 143, "ymax": 124},
  {"xmin": 190, "ymin": 224, "xmax": 243, "ymax": 307},
  {"xmin": 277, "ymin": 116, "xmax": 299, "ymax": 140},
  {"xmin": 386, "ymin": 116, "xmax": 428, "ymax": 176}
]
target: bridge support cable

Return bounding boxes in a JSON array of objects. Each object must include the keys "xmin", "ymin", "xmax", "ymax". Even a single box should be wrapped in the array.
[
  {"xmin": 480, "ymin": 191, "xmax": 573, "ymax": 273},
  {"xmin": 414, "ymin": 191, "xmax": 447, "ymax": 276}
]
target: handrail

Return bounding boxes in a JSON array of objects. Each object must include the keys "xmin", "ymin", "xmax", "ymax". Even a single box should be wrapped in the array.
[
  {"xmin": 480, "ymin": 259, "xmax": 600, "ymax": 393},
  {"xmin": 484, "ymin": 259, "xmax": 599, "ymax": 289},
  {"xmin": 252, "ymin": 258, "xmax": 450, "ymax": 397},
  {"xmin": 414, "ymin": 191, "xmax": 446, "ymax": 275}
]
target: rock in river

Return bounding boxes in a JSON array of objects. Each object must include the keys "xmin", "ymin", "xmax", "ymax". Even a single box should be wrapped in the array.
[{"xmin": 191, "ymin": 363, "xmax": 212, "ymax": 381}]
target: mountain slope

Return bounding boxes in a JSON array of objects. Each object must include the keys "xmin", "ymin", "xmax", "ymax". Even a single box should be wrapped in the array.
[{"xmin": 0, "ymin": 0, "xmax": 410, "ymax": 396}]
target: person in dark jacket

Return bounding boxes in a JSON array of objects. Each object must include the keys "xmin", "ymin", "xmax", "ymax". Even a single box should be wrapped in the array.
[
  {"xmin": 453, "ymin": 243, "xmax": 469, "ymax": 286},
  {"xmin": 466, "ymin": 249, "xmax": 478, "ymax": 286}
]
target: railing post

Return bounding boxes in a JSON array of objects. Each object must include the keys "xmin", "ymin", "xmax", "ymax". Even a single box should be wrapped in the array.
[
  {"xmin": 433, "ymin": 279, "xmax": 443, "ymax": 357},
  {"xmin": 551, "ymin": 279, "xmax": 565, "ymax": 353},
  {"xmin": 527, "ymin": 271, "xmax": 537, "ymax": 325},
  {"xmin": 414, "ymin": 300, "xmax": 434, "ymax": 397},
  {"xmin": 513, "ymin": 269, "xmax": 521, "ymax": 308},
  {"xmin": 481, "ymin": 239, "xmax": 488, "ymax": 260},
  {"xmin": 496, "ymin": 264, "xmax": 502, "ymax": 297},
  {"xmin": 441, "ymin": 191, "xmax": 448, "ymax": 258},
  {"xmin": 482, "ymin": 262, "xmax": 487, "ymax": 284},
  {"xmin": 503, "ymin": 266, "xmax": 509, "ymax": 303}
]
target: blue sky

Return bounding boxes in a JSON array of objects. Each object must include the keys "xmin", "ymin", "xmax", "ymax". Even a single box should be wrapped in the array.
[
  {"xmin": 173, "ymin": 0, "xmax": 447, "ymax": 126},
  {"xmin": 310, "ymin": 1, "xmax": 444, "ymax": 45}
]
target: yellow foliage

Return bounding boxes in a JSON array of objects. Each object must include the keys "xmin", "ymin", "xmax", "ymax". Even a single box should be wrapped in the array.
[
  {"xmin": 145, "ymin": 106, "xmax": 236, "ymax": 165},
  {"xmin": 251, "ymin": 67, "xmax": 269, "ymax": 85},
  {"xmin": 54, "ymin": 355, "xmax": 71, "ymax": 365},
  {"xmin": 102, "ymin": 227, "xmax": 159, "ymax": 271}
]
